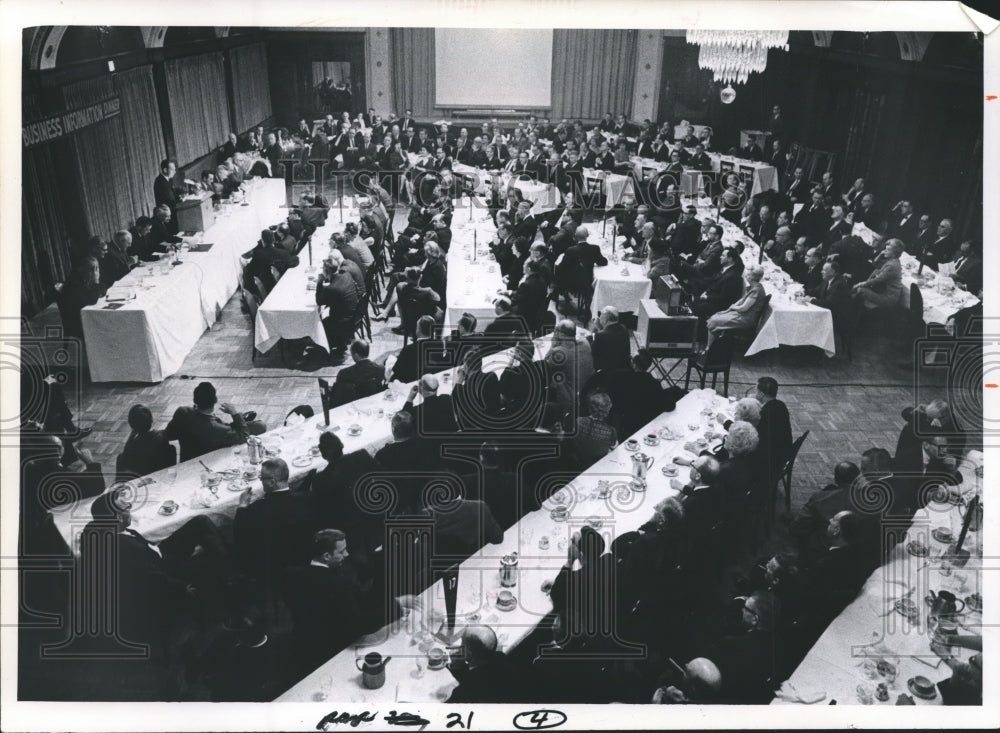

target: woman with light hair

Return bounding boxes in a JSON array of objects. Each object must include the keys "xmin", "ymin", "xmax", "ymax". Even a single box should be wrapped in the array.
[{"xmin": 705, "ymin": 265, "xmax": 768, "ymax": 348}]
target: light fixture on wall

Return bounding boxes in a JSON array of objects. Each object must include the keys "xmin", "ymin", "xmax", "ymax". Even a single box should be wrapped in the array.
[{"xmin": 686, "ymin": 30, "xmax": 789, "ymax": 85}]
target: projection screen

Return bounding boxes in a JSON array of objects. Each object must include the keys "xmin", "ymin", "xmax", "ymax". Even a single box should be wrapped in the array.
[{"xmin": 435, "ymin": 29, "xmax": 553, "ymax": 108}]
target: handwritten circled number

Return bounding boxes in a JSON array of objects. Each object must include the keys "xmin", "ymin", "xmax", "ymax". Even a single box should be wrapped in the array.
[{"xmin": 512, "ymin": 710, "xmax": 567, "ymax": 730}]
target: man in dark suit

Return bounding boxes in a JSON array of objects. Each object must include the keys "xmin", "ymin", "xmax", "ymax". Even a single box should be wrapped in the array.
[
  {"xmin": 793, "ymin": 189, "xmax": 828, "ymax": 243},
  {"xmin": 243, "ymin": 228, "xmax": 299, "ymax": 294},
  {"xmin": 457, "ymin": 442, "xmax": 523, "ymax": 528},
  {"xmin": 554, "ymin": 225, "xmax": 608, "ymax": 305},
  {"xmin": 403, "ymin": 374, "xmax": 458, "ymax": 436},
  {"xmin": 818, "ymin": 171, "xmax": 838, "ymax": 204},
  {"xmin": 923, "ymin": 218, "xmax": 957, "ymax": 268},
  {"xmin": 399, "ymin": 109, "xmax": 416, "ymax": 132},
  {"xmin": 739, "ymin": 134, "xmax": 763, "ymax": 162},
  {"xmin": 310, "ymin": 433, "xmax": 380, "ymax": 556},
  {"xmin": 510, "ymin": 258, "xmax": 549, "ymax": 335},
  {"xmin": 887, "ymin": 200, "xmax": 918, "ymax": 250},
  {"xmin": 374, "ymin": 410, "xmax": 438, "ymax": 476},
  {"xmin": 947, "ymin": 239, "xmax": 982, "ymax": 294},
  {"xmin": 128, "ymin": 216, "xmax": 165, "ymax": 262},
  {"xmin": 745, "ymin": 204, "xmax": 778, "ymax": 246},
  {"xmin": 823, "ymin": 204, "xmax": 853, "ymax": 247},
  {"xmin": 447, "ymin": 625, "xmax": 524, "ymax": 703},
  {"xmin": 754, "ymin": 376, "xmax": 793, "ymax": 497},
  {"xmin": 784, "ymin": 166, "xmax": 808, "ymax": 204},
  {"xmin": 234, "ymin": 458, "xmax": 316, "ymax": 585},
  {"xmin": 282, "ymin": 529, "xmax": 408, "ymax": 676},
  {"xmin": 153, "ymin": 159, "xmax": 182, "ymax": 234},
  {"xmin": 116, "ymin": 404, "xmax": 174, "ymax": 481},
  {"xmin": 165, "ymin": 382, "xmax": 266, "ymax": 462},
  {"xmin": 101, "ymin": 230, "xmax": 136, "ymax": 286},
  {"xmin": 333, "ymin": 339, "xmax": 386, "ymax": 402},
  {"xmin": 687, "ymin": 143, "xmax": 712, "ymax": 172},
  {"xmin": 589, "ymin": 306, "xmax": 631, "ymax": 373},
  {"xmin": 150, "ymin": 205, "xmax": 182, "ymax": 248},
  {"xmin": 690, "ymin": 247, "xmax": 744, "ymax": 320},
  {"xmin": 810, "ymin": 259, "xmax": 852, "ymax": 329},
  {"xmin": 913, "ymin": 213, "xmax": 936, "ymax": 257},
  {"xmin": 766, "ymin": 139, "xmax": 786, "ymax": 179},
  {"xmin": 852, "ymin": 193, "xmax": 882, "ymax": 231},
  {"xmin": 563, "ymin": 150, "xmax": 585, "ymax": 197},
  {"xmin": 678, "ymin": 223, "xmax": 725, "ymax": 288}
]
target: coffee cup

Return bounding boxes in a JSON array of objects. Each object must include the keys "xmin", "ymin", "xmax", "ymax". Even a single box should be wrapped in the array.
[
  {"xmin": 625, "ymin": 439, "xmax": 639, "ymax": 451},
  {"xmin": 497, "ymin": 590, "xmax": 515, "ymax": 608},
  {"xmin": 427, "ymin": 647, "xmax": 447, "ymax": 670},
  {"xmin": 348, "ymin": 424, "xmax": 362, "ymax": 436},
  {"xmin": 309, "ymin": 445, "xmax": 321, "ymax": 457},
  {"xmin": 160, "ymin": 500, "xmax": 178, "ymax": 514},
  {"xmin": 662, "ymin": 465, "xmax": 678, "ymax": 477}
]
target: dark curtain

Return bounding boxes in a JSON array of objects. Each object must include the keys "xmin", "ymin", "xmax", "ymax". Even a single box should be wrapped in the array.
[
  {"xmin": 551, "ymin": 30, "xmax": 637, "ymax": 120},
  {"xmin": 231, "ymin": 42, "xmax": 273, "ymax": 133},
  {"xmin": 22, "ymin": 142, "xmax": 73, "ymax": 316},
  {"xmin": 838, "ymin": 87, "xmax": 885, "ymax": 184},
  {"xmin": 164, "ymin": 52, "xmax": 229, "ymax": 165},
  {"xmin": 62, "ymin": 76, "xmax": 135, "ymax": 242},
  {"xmin": 390, "ymin": 28, "xmax": 434, "ymax": 117},
  {"xmin": 113, "ymin": 65, "xmax": 166, "ymax": 223}
]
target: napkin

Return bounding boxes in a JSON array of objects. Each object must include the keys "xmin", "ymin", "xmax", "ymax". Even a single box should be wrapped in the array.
[
  {"xmin": 775, "ymin": 681, "xmax": 826, "ymax": 704},
  {"xmin": 191, "ymin": 489, "xmax": 220, "ymax": 509}
]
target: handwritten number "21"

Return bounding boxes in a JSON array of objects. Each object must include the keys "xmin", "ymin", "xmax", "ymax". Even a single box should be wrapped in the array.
[{"xmin": 445, "ymin": 711, "xmax": 473, "ymax": 729}]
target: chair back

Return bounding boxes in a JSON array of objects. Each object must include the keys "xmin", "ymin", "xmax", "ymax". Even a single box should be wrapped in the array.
[
  {"xmin": 703, "ymin": 333, "xmax": 736, "ymax": 369},
  {"xmin": 585, "ymin": 176, "xmax": 604, "ymax": 195},
  {"xmin": 252, "ymin": 275, "xmax": 270, "ymax": 300},
  {"xmin": 909, "ymin": 283, "xmax": 924, "ymax": 327},
  {"xmin": 781, "ymin": 430, "xmax": 811, "ymax": 481},
  {"xmin": 719, "ymin": 159, "xmax": 735, "ymax": 174},
  {"xmin": 243, "ymin": 289, "xmax": 260, "ymax": 320},
  {"xmin": 755, "ymin": 293, "xmax": 773, "ymax": 329},
  {"xmin": 269, "ymin": 265, "xmax": 282, "ymax": 285}
]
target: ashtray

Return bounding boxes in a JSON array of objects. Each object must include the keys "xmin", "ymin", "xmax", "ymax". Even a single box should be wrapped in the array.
[
  {"xmin": 931, "ymin": 527, "xmax": 954, "ymax": 544},
  {"xmin": 158, "ymin": 501, "xmax": 179, "ymax": 515}
]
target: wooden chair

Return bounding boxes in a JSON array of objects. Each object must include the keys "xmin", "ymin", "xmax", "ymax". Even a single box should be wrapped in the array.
[
  {"xmin": 771, "ymin": 430, "xmax": 811, "ymax": 527},
  {"xmin": 352, "ymin": 293, "xmax": 372, "ymax": 342},
  {"xmin": 269, "ymin": 265, "xmax": 282, "ymax": 286},
  {"xmin": 253, "ymin": 275, "xmax": 270, "ymax": 301},
  {"xmin": 718, "ymin": 293, "xmax": 772, "ymax": 354},
  {"xmin": 684, "ymin": 334, "xmax": 735, "ymax": 396}
]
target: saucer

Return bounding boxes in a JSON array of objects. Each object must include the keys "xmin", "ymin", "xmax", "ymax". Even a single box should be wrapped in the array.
[
  {"xmin": 906, "ymin": 676, "xmax": 937, "ymax": 700},
  {"xmin": 496, "ymin": 596, "xmax": 517, "ymax": 612},
  {"xmin": 347, "ymin": 427, "xmax": 363, "ymax": 437},
  {"xmin": 550, "ymin": 509, "xmax": 568, "ymax": 522},
  {"xmin": 623, "ymin": 442, "xmax": 639, "ymax": 452},
  {"xmin": 158, "ymin": 503, "xmax": 178, "ymax": 516},
  {"xmin": 292, "ymin": 455, "xmax": 313, "ymax": 468},
  {"xmin": 931, "ymin": 527, "xmax": 954, "ymax": 544},
  {"xmin": 965, "ymin": 593, "xmax": 982, "ymax": 613},
  {"xmin": 906, "ymin": 541, "xmax": 928, "ymax": 557},
  {"xmin": 662, "ymin": 466, "xmax": 679, "ymax": 477},
  {"xmin": 643, "ymin": 437, "xmax": 660, "ymax": 447}
]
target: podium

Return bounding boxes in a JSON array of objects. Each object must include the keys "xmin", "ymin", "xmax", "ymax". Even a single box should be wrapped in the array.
[{"xmin": 175, "ymin": 191, "xmax": 215, "ymax": 233}]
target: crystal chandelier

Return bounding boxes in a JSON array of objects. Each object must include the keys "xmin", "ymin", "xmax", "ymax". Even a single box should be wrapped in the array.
[{"xmin": 686, "ymin": 30, "xmax": 789, "ymax": 85}]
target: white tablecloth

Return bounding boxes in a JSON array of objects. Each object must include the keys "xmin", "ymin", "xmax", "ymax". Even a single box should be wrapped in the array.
[
  {"xmin": 82, "ymin": 180, "xmax": 288, "ymax": 382},
  {"xmin": 582, "ymin": 169, "xmax": 637, "ymax": 210},
  {"xmin": 445, "ymin": 199, "xmax": 505, "ymax": 328},
  {"xmin": 51, "ymin": 333, "xmax": 565, "ymax": 554},
  {"xmin": 253, "ymin": 211, "xmax": 362, "ymax": 354},
  {"xmin": 629, "ymin": 154, "xmax": 778, "ymax": 198},
  {"xmin": 277, "ymin": 389, "xmax": 729, "ymax": 702},
  {"xmin": 773, "ymin": 453, "xmax": 983, "ymax": 706},
  {"xmin": 852, "ymin": 223, "xmax": 980, "ymax": 324},
  {"xmin": 450, "ymin": 162, "xmax": 562, "ymax": 212}
]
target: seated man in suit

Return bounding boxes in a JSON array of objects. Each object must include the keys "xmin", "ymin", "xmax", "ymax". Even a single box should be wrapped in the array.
[
  {"xmin": 704, "ymin": 591, "xmax": 784, "ymax": 704},
  {"xmin": 310, "ymin": 432, "xmax": 380, "ymax": 559},
  {"xmin": 129, "ymin": 216, "xmax": 165, "ymax": 262},
  {"xmin": 315, "ymin": 251, "xmax": 365, "ymax": 360},
  {"xmin": 589, "ymin": 305, "xmax": 631, "ymax": 372},
  {"xmin": 116, "ymin": 404, "xmax": 175, "ymax": 481},
  {"xmin": 234, "ymin": 458, "xmax": 316, "ymax": 587},
  {"xmin": 447, "ymin": 625, "xmax": 523, "ymax": 703},
  {"xmin": 332, "ymin": 339, "xmax": 386, "ymax": 403},
  {"xmin": 943, "ymin": 239, "xmax": 982, "ymax": 295},
  {"xmin": 810, "ymin": 259, "xmax": 853, "ymax": 332},
  {"xmin": 390, "ymin": 315, "xmax": 440, "ymax": 383},
  {"xmin": 150, "ymin": 204, "xmax": 182, "ymax": 248},
  {"xmin": 509, "ymin": 258, "xmax": 550, "ymax": 336},
  {"xmin": 283, "ymin": 529, "xmax": 412, "ymax": 677},
  {"xmin": 165, "ymin": 382, "xmax": 266, "ymax": 462},
  {"xmin": 402, "ymin": 373, "xmax": 459, "ymax": 436},
  {"xmin": 243, "ymin": 228, "xmax": 299, "ymax": 296},
  {"xmin": 690, "ymin": 247, "xmax": 745, "ymax": 321},
  {"xmin": 852, "ymin": 238, "xmax": 904, "ymax": 310}
]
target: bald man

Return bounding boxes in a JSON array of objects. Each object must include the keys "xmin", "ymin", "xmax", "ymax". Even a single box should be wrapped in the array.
[
  {"xmin": 553, "ymin": 226, "xmax": 608, "ymax": 314},
  {"xmin": 589, "ymin": 306, "xmax": 630, "ymax": 372},
  {"xmin": 403, "ymin": 373, "xmax": 458, "ymax": 435},
  {"xmin": 653, "ymin": 657, "xmax": 722, "ymax": 703},
  {"xmin": 447, "ymin": 625, "xmax": 523, "ymax": 703}
]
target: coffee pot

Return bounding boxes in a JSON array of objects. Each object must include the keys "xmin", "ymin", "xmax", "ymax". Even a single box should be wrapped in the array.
[
  {"xmin": 630, "ymin": 452, "xmax": 655, "ymax": 488},
  {"xmin": 927, "ymin": 590, "xmax": 965, "ymax": 619},
  {"xmin": 356, "ymin": 652, "xmax": 391, "ymax": 689},
  {"xmin": 500, "ymin": 552, "xmax": 519, "ymax": 587},
  {"xmin": 246, "ymin": 435, "xmax": 264, "ymax": 465}
]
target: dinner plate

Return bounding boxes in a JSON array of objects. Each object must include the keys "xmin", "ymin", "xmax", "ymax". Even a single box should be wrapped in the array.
[
  {"xmin": 228, "ymin": 480, "xmax": 249, "ymax": 492},
  {"xmin": 291, "ymin": 455, "xmax": 313, "ymax": 468},
  {"xmin": 906, "ymin": 541, "xmax": 928, "ymax": 557}
]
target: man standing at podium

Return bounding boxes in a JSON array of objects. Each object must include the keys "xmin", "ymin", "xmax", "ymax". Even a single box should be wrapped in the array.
[{"xmin": 154, "ymin": 159, "xmax": 183, "ymax": 235}]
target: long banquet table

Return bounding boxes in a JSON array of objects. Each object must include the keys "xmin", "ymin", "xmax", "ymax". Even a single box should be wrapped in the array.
[
  {"xmin": 276, "ymin": 388, "xmax": 731, "ymax": 702},
  {"xmin": 629, "ymin": 153, "xmax": 779, "ymax": 199},
  {"xmin": 253, "ymin": 207, "xmax": 362, "ymax": 354},
  {"xmin": 444, "ymin": 195, "xmax": 506, "ymax": 328},
  {"xmin": 81, "ymin": 179, "xmax": 287, "ymax": 382},
  {"xmin": 851, "ymin": 222, "xmax": 980, "ymax": 325},
  {"xmin": 773, "ymin": 451, "xmax": 984, "ymax": 706},
  {"xmin": 49, "ymin": 332, "xmax": 576, "ymax": 555}
]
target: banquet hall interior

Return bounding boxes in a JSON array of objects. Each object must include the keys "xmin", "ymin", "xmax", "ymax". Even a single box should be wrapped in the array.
[{"xmin": 14, "ymin": 25, "xmax": 987, "ymax": 707}]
